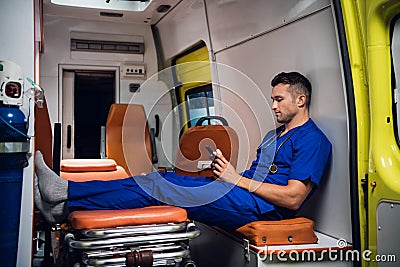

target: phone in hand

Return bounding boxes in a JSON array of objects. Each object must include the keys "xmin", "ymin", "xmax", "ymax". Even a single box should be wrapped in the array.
[{"xmin": 205, "ymin": 145, "xmax": 216, "ymax": 161}]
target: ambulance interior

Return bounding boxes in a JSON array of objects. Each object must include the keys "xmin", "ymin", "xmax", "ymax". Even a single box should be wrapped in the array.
[{"xmin": 0, "ymin": 0, "xmax": 368, "ymax": 266}]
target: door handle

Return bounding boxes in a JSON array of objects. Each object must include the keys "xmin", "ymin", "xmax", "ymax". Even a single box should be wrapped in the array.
[
  {"xmin": 67, "ymin": 125, "xmax": 72, "ymax": 149},
  {"xmin": 154, "ymin": 114, "xmax": 160, "ymax": 137}
]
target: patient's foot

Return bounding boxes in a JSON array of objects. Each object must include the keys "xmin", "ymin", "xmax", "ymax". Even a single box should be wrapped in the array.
[
  {"xmin": 34, "ymin": 175, "xmax": 68, "ymax": 224},
  {"xmin": 35, "ymin": 151, "xmax": 68, "ymax": 203}
]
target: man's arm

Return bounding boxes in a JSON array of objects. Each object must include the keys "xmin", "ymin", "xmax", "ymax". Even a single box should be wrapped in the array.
[{"xmin": 212, "ymin": 149, "xmax": 313, "ymax": 210}]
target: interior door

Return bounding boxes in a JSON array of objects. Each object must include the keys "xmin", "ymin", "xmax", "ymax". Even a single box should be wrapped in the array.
[{"xmin": 61, "ymin": 69, "xmax": 116, "ymax": 159}]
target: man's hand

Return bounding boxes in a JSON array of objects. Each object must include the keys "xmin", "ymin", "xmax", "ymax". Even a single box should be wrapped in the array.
[
  {"xmin": 211, "ymin": 149, "xmax": 313, "ymax": 210},
  {"xmin": 212, "ymin": 149, "xmax": 242, "ymax": 185}
]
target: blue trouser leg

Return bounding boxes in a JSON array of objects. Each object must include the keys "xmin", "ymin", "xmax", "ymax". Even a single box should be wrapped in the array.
[
  {"xmin": 67, "ymin": 172, "xmax": 277, "ymax": 231},
  {"xmin": 68, "ymin": 176, "xmax": 159, "ymax": 210}
]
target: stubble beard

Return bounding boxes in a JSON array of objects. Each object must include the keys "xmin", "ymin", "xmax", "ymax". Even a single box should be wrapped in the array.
[{"xmin": 276, "ymin": 112, "xmax": 296, "ymax": 124}]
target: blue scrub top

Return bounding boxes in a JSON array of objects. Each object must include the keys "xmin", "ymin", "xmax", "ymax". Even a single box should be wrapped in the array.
[{"xmin": 241, "ymin": 119, "xmax": 332, "ymax": 218}]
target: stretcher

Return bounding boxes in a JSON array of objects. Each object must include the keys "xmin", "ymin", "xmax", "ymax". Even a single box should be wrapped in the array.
[
  {"xmin": 56, "ymin": 159, "xmax": 200, "ymax": 267},
  {"xmin": 63, "ymin": 207, "xmax": 200, "ymax": 267}
]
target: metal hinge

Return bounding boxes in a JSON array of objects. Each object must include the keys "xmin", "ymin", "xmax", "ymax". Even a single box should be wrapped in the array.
[{"xmin": 244, "ymin": 238, "xmax": 250, "ymax": 263}]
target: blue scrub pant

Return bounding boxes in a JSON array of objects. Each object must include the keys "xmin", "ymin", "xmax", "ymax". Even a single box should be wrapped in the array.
[{"xmin": 67, "ymin": 172, "xmax": 279, "ymax": 231}]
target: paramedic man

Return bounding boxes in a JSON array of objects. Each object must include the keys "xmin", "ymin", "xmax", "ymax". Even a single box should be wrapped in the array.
[{"xmin": 34, "ymin": 71, "xmax": 332, "ymax": 231}]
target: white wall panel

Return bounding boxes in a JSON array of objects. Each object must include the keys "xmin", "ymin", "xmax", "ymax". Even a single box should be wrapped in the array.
[
  {"xmin": 0, "ymin": 1, "xmax": 35, "ymax": 266},
  {"xmin": 206, "ymin": 0, "xmax": 330, "ymax": 52},
  {"xmin": 153, "ymin": 0, "xmax": 212, "ymax": 160},
  {"xmin": 0, "ymin": 1, "xmax": 34, "ymax": 74},
  {"xmin": 213, "ymin": 63, "xmax": 274, "ymax": 173},
  {"xmin": 155, "ymin": 0, "xmax": 210, "ymax": 62},
  {"xmin": 41, "ymin": 15, "xmax": 158, "ymax": 121},
  {"xmin": 215, "ymin": 7, "xmax": 351, "ymax": 241}
]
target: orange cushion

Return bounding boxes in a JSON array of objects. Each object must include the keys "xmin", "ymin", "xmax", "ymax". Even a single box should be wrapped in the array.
[
  {"xmin": 60, "ymin": 166, "xmax": 129, "ymax": 182},
  {"xmin": 68, "ymin": 206, "xmax": 188, "ymax": 230},
  {"xmin": 175, "ymin": 125, "xmax": 239, "ymax": 177},
  {"xmin": 60, "ymin": 159, "xmax": 117, "ymax": 172},
  {"xmin": 106, "ymin": 104, "xmax": 153, "ymax": 176},
  {"xmin": 236, "ymin": 217, "xmax": 317, "ymax": 246}
]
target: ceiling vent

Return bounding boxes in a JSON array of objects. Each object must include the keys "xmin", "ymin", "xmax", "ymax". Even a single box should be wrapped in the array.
[
  {"xmin": 70, "ymin": 32, "xmax": 144, "ymax": 61},
  {"xmin": 71, "ymin": 39, "xmax": 144, "ymax": 54}
]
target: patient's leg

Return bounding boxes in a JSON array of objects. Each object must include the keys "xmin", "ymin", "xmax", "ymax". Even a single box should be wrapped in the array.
[
  {"xmin": 34, "ymin": 175, "xmax": 68, "ymax": 224},
  {"xmin": 35, "ymin": 151, "xmax": 68, "ymax": 203}
]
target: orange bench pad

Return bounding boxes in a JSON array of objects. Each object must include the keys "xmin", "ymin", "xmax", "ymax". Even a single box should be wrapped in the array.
[
  {"xmin": 236, "ymin": 217, "xmax": 317, "ymax": 246},
  {"xmin": 68, "ymin": 206, "xmax": 188, "ymax": 230},
  {"xmin": 61, "ymin": 166, "xmax": 129, "ymax": 182},
  {"xmin": 61, "ymin": 159, "xmax": 118, "ymax": 172}
]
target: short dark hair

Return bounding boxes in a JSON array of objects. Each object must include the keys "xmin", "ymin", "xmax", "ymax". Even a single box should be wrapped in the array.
[{"xmin": 271, "ymin": 71, "xmax": 312, "ymax": 108}]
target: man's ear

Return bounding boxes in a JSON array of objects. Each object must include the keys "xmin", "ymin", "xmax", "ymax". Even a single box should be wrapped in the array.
[{"xmin": 297, "ymin": 94, "xmax": 306, "ymax": 108}]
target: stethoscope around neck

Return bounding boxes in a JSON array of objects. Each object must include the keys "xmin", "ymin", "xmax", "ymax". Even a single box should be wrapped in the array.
[{"xmin": 259, "ymin": 127, "xmax": 300, "ymax": 174}]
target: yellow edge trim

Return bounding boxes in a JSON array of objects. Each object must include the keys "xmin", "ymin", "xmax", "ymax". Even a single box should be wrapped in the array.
[{"xmin": 340, "ymin": 0, "xmax": 370, "ymax": 261}]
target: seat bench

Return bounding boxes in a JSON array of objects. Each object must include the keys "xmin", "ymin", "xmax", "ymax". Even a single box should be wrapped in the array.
[
  {"xmin": 250, "ymin": 231, "xmax": 352, "ymax": 254},
  {"xmin": 190, "ymin": 222, "xmax": 353, "ymax": 266},
  {"xmin": 235, "ymin": 217, "xmax": 353, "ymax": 262}
]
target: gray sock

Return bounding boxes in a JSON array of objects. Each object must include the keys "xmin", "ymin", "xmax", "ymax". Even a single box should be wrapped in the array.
[
  {"xmin": 34, "ymin": 175, "xmax": 68, "ymax": 224},
  {"xmin": 35, "ymin": 151, "xmax": 68, "ymax": 203},
  {"xmin": 50, "ymin": 201, "xmax": 69, "ymax": 224}
]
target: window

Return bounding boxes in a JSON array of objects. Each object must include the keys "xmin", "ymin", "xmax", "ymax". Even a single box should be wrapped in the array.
[
  {"xmin": 185, "ymin": 85, "xmax": 214, "ymax": 127},
  {"xmin": 172, "ymin": 42, "xmax": 214, "ymax": 131}
]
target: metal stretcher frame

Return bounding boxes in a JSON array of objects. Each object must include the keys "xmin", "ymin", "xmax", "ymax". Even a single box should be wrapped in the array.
[
  {"xmin": 64, "ymin": 222, "xmax": 200, "ymax": 266},
  {"xmin": 66, "ymin": 223, "xmax": 200, "ymax": 249}
]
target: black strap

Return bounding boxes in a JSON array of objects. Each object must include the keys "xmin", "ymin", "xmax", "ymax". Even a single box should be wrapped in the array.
[{"xmin": 271, "ymin": 127, "xmax": 300, "ymax": 164}]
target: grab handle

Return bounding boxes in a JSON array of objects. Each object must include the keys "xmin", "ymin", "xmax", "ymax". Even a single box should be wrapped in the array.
[{"xmin": 196, "ymin": 116, "xmax": 228, "ymax": 126}]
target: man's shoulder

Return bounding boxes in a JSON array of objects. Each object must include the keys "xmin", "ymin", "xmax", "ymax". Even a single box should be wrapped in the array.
[{"xmin": 296, "ymin": 119, "xmax": 331, "ymax": 145}]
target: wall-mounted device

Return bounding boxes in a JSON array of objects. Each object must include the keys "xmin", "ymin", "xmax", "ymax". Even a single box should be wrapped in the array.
[
  {"xmin": 121, "ymin": 63, "xmax": 146, "ymax": 79},
  {"xmin": 129, "ymin": 83, "xmax": 141, "ymax": 93}
]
